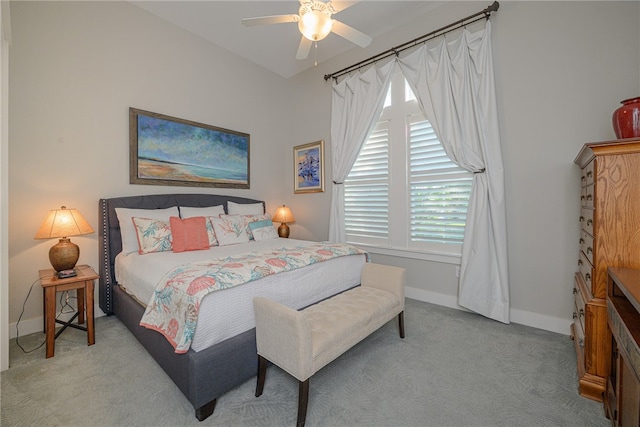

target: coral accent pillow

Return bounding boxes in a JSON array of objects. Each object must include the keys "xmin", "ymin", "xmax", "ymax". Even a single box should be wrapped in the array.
[
  {"xmin": 131, "ymin": 217, "xmax": 172, "ymax": 254},
  {"xmin": 170, "ymin": 216, "xmax": 210, "ymax": 253}
]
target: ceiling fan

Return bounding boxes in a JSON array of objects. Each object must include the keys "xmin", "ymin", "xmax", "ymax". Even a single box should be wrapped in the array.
[{"xmin": 241, "ymin": 0, "xmax": 372, "ymax": 60}]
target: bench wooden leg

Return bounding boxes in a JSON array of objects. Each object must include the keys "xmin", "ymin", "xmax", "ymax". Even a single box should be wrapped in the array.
[
  {"xmin": 297, "ymin": 379, "xmax": 309, "ymax": 427},
  {"xmin": 256, "ymin": 355, "xmax": 267, "ymax": 397},
  {"xmin": 398, "ymin": 311, "xmax": 405, "ymax": 338}
]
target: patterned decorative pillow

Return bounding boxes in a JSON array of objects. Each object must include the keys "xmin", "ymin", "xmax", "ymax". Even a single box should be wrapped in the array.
[
  {"xmin": 170, "ymin": 216, "xmax": 210, "ymax": 253},
  {"xmin": 248, "ymin": 219, "xmax": 279, "ymax": 241},
  {"xmin": 220, "ymin": 214, "xmax": 271, "ymax": 240},
  {"xmin": 131, "ymin": 217, "xmax": 172, "ymax": 254},
  {"xmin": 115, "ymin": 207, "xmax": 179, "ymax": 254},
  {"xmin": 210, "ymin": 216, "xmax": 250, "ymax": 246},
  {"xmin": 227, "ymin": 201, "xmax": 264, "ymax": 215},
  {"xmin": 203, "ymin": 217, "xmax": 219, "ymax": 247}
]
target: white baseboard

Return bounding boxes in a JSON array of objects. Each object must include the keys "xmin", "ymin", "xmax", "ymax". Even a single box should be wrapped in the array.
[
  {"xmin": 10, "ymin": 304, "xmax": 105, "ymax": 339},
  {"xmin": 405, "ymin": 286, "xmax": 572, "ymax": 336},
  {"xmin": 11, "ymin": 290, "xmax": 571, "ymax": 339}
]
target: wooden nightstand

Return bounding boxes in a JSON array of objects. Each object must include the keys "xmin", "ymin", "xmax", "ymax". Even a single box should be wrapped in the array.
[{"xmin": 39, "ymin": 264, "xmax": 99, "ymax": 358}]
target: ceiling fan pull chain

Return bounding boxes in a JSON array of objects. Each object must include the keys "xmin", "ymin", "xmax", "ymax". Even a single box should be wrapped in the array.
[{"xmin": 314, "ymin": 41, "xmax": 318, "ymax": 66}]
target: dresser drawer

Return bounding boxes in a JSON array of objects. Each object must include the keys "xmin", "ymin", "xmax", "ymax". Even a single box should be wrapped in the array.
[
  {"xmin": 580, "ymin": 230, "xmax": 594, "ymax": 265},
  {"xmin": 573, "ymin": 317, "xmax": 585, "ymax": 352},
  {"xmin": 584, "ymin": 160, "xmax": 595, "ymax": 186},
  {"xmin": 574, "ymin": 281, "xmax": 586, "ymax": 334},
  {"xmin": 579, "ymin": 208, "xmax": 593, "ymax": 235},
  {"xmin": 581, "ymin": 184, "xmax": 594, "ymax": 208},
  {"xmin": 578, "ymin": 252, "xmax": 593, "ymax": 291}
]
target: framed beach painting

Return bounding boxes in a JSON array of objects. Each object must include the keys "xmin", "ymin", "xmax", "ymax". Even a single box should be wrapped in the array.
[
  {"xmin": 129, "ymin": 108, "xmax": 250, "ymax": 189},
  {"xmin": 294, "ymin": 140, "xmax": 324, "ymax": 194}
]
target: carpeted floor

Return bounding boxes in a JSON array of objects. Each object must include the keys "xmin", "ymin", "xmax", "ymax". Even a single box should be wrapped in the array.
[{"xmin": 2, "ymin": 298, "xmax": 609, "ymax": 426}]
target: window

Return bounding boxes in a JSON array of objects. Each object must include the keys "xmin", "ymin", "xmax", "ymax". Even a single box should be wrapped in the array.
[{"xmin": 344, "ymin": 71, "xmax": 472, "ymax": 257}]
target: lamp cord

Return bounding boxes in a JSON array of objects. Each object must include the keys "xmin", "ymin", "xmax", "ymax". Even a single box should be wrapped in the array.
[{"xmin": 15, "ymin": 274, "xmax": 80, "ymax": 354}]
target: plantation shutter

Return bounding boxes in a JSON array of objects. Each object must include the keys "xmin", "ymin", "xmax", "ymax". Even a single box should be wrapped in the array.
[
  {"xmin": 409, "ymin": 117, "xmax": 472, "ymax": 245},
  {"xmin": 344, "ymin": 122, "xmax": 389, "ymax": 243}
]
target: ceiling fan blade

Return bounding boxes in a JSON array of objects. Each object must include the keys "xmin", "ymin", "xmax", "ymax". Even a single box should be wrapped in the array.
[
  {"xmin": 331, "ymin": 19, "xmax": 372, "ymax": 48},
  {"xmin": 296, "ymin": 36, "xmax": 313, "ymax": 60},
  {"xmin": 241, "ymin": 14, "xmax": 299, "ymax": 27},
  {"xmin": 327, "ymin": 1, "xmax": 358, "ymax": 14}
]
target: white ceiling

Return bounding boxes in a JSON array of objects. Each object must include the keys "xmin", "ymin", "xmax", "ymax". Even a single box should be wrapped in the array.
[{"xmin": 131, "ymin": 1, "xmax": 445, "ymax": 79}]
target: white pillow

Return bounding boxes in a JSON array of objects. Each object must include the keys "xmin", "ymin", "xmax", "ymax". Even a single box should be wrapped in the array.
[
  {"xmin": 227, "ymin": 201, "xmax": 263, "ymax": 215},
  {"xmin": 115, "ymin": 207, "xmax": 179, "ymax": 254},
  {"xmin": 179, "ymin": 205, "xmax": 225, "ymax": 218},
  {"xmin": 210, "ymin": 216, "xmax": 250, "ymax": 246}
]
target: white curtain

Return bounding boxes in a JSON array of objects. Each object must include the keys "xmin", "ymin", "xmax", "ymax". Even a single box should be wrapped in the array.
[
  {"xmin": 398, "ymin": 21, "xmax": 509, "ymax": 323},
  {"xmin": 328, "ymin": 60, "xmax": 395, "ymax": 242}
]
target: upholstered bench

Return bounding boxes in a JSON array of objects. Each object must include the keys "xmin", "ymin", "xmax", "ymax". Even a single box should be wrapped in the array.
[{"xmin": 253, "ymin": 262, "xmax": 406, "ymax": 427}]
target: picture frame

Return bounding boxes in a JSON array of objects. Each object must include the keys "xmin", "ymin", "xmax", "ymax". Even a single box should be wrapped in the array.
[
  {"xmin": 129, "ymin": 108, "xmax": 250, "ymax": 189},
  {"xmin": 294, "ymin": 140, "xmax": 325, "ymax": 194}
]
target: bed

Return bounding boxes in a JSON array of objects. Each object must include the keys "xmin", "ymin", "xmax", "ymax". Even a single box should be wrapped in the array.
[{"xmin": 98, "ymin": 193, "xmax": 366, "ymax": 421}]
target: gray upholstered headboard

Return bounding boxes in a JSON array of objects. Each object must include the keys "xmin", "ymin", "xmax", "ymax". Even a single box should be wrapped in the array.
[{"xmin": 98, "ymin": 194, "xmax": 265, "ymax": 314}]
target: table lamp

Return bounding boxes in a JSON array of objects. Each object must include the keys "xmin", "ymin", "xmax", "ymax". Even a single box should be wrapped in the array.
[
  {"xmin": 272, "ymin": 205, "xmax": 295, "ymax": 238},
  {"xmin": 34, "ymin": 206, "xmax": 94, "ymax": 276}
]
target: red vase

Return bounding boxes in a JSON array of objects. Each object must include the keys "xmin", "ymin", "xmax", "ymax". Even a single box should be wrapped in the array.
[{"xmin": 612, "ymin": 97, "xmax": 640, "ymax": 139}]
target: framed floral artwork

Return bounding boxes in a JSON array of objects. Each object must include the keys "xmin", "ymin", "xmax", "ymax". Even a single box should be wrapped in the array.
[{"xmin": 294, "ymin": 140, "xmax": 324, "ymax": 193}]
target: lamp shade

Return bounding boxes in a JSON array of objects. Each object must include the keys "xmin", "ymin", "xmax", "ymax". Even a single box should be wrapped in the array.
[
  {"xmin": 35, "ymin": 206, "xmax": 94, "ymax": 239},
  {"xmin": 272, "ymin": 205, "xmax": 295, "ymax": 224},
  {"xmin": 35, "ymin": 206, "xmax": 94, "ymax": 272}
]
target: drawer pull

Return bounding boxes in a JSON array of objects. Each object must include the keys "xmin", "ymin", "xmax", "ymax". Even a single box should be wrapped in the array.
[
  {"xmin": 587, "ymin": 219, "xmax": 592, "ymax": 226},
  {"xmin": 578, "ymin": 259, "xmax": 583, "ymax": 266},
  {"xmin": 573, "ymin": 312, "xmax": 577, "ymax": 319},
  {"xmin": 579, "ymin": 216, "xmax": 585, "ymax": 222},
  {"xmin": 573, "ymin": 287, "xmax": 577, "ymax": 294},
  {"xmin": 579, "ymin": 238, "xmax": 585, "ymax": 244},
  {"xmin": 579, "ymin": 308, "xmax": 584, "ymax": 317},
  {"xmin": 587, "ymin": 247, "xmax": 592, "ymax": 254},
  {"xmin": 581, "ymin": 195, "xmax": 585, "ymax": 201},
  {"xmin": 586, "ymin": 194, "xmax": 592, "ymax": 201},
  {"xmin": 579, "ymin": 338, "xmax": 584, "ymax": 348},
  {"xmin": 587, "ymin": 171, "xmax": 593, "ymax": 178},
  {"xmin": 585, "ymin": 273, "xmax": 591, "ymax": 281}
]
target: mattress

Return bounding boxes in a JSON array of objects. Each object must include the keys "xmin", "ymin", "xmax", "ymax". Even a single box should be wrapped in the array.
[{"xmin": 115, "ymin": 238, "xmax": 366, "ymax": 352}]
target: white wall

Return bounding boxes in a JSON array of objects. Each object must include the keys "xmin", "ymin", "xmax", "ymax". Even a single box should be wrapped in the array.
[
  {"xmin": 287, "ymin": 1, "xmax": 640, "ymax": 333},
  {"xmin": 6, "ymin": 1, "xmax": 640, "ymax": 364},
  {"xmin": 7, "ymin": 1, "xmax": 294, "ymax": 342},
  {"xmin": 1, "ymin": 0, "xmax": 12, "ymax": 372}
]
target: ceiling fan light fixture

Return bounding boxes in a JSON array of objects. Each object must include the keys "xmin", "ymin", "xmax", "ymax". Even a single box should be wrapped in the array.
[{"xmin": 299, "ymin": 10, "xmax": 333, "ymax": 41}]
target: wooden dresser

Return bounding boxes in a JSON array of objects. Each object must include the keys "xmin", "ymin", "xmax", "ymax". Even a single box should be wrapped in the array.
[
  {"xmin": 573, "ymin": 138, "xmax": 640, "ymax": 402},
  {"xmin": 605, "ymin": 267, "xmax": 640, "ymax": 426}
]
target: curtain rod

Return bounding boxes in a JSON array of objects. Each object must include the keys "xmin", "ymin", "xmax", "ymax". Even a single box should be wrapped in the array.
[{"xmin": 323, "ymin": 1, "xmax": 500, "ymax": 82}]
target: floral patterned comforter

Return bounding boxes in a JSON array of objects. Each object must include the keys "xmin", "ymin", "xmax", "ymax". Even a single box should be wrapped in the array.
[{"xmin": 139, "ymin": 242, "xmax": 368, "ymax": 353}]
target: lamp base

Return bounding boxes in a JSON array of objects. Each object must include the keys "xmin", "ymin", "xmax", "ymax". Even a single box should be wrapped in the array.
[
  {"xmin": 49, "ymin": 238, "xmax": 80, "ymax": 272},
  {"xmin": 277, "ymin": 223, "xmax": 290, "ymax": 238}
]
